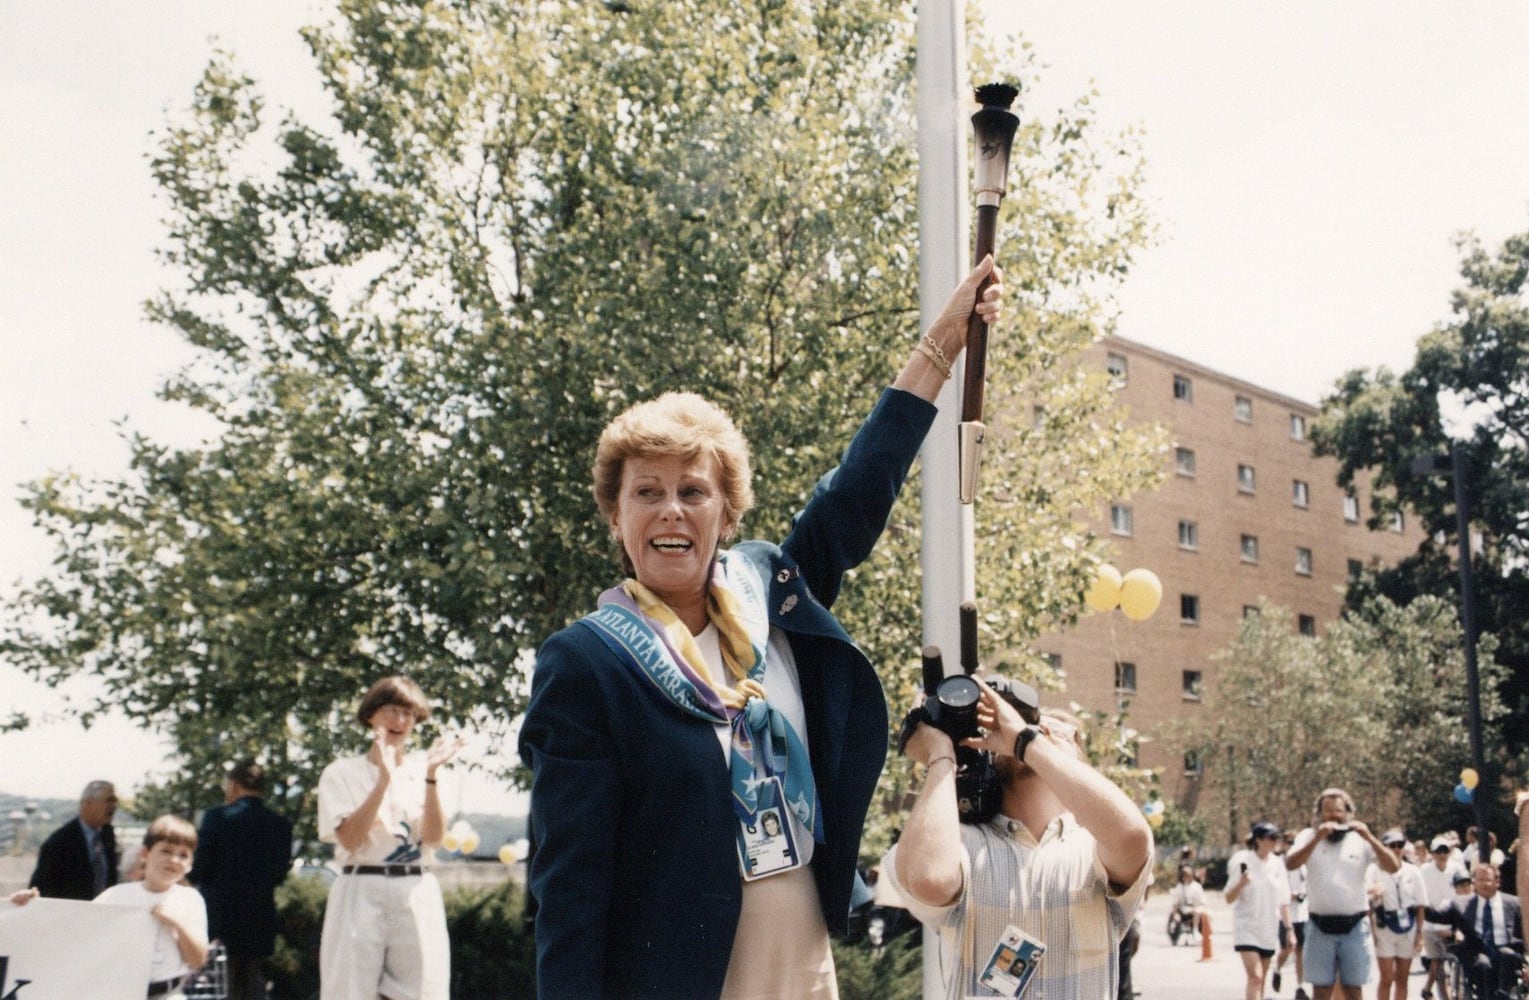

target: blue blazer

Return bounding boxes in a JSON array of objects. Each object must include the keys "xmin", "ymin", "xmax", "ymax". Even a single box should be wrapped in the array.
[
  {"xmin": 189, "ymin": 795, "xmax": 294, "ymax": 957},
  {"xmin": 518, "ymin": 388, "xmax": 936, "ymax": 999}
]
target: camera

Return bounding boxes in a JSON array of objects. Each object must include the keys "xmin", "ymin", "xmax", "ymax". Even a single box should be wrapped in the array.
[
  {"xmin": 898, "ymin": 621, "xmax": 1039, "ymax": 825},
  {"xmin": 1326, "ymin": 824, "xmax": 1351, "ymax": 844}
]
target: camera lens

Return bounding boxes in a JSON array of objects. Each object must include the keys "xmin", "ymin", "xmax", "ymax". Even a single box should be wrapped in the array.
[{"xmin": 936, "ymin": 676, "xmax": 982, "ymax": 741}]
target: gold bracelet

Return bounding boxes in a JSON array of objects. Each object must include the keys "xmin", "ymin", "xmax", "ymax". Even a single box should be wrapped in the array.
[{"xmin": 916, "ymin": 337, "xmax": 953, "ymax": 380}]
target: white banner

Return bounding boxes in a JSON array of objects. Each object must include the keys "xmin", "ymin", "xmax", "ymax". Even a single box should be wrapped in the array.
[{"xmin": 0, "ymin": 897, "xmax": 154, "ymax": 1000}]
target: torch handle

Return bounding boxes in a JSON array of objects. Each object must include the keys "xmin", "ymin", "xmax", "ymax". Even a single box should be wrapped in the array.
[{"xmin": 960, "ymin": 204, "xmax": 1002, "ymax": 424}]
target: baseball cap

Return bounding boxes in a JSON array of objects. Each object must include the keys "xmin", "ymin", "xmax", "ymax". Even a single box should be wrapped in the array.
[
  {"xmin": 1381, "ymin": 828, "xmax": 1407, "ymax": 847},
  {"xmin": 1430, "ymin": 837, "xmax": 1451, "ymax": 852},
  {"xmin": 1453, "ymin": 871, "xmax": 1473, "ymax": 885},
  {"xmin": 1251, "ymin": 821, "xmax": 1281, "ymax": 840}
]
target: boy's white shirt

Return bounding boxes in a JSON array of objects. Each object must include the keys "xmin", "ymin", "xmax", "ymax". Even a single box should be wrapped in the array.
[{"xmin": 94, "ymin": 879, "xmax": 208, "ymax": 982}]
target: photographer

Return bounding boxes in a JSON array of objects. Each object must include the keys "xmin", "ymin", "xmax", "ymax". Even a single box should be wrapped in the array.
[
  {"xmin": 881, "ymin": 677, "xmax": 1152, "ymax": 1000},
  {"xmin": 1283, "ymin": 787, "xmax": 1399, "ymax": 1000}
]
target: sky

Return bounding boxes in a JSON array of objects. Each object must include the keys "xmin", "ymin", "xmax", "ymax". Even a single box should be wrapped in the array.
[{"xmin": 3, "ymin": 2, "xmax": 1528, "ymax": 809}]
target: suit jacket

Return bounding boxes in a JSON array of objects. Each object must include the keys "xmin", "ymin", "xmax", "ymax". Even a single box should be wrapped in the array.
[
  {"xmin": 29, "ymin": 817, "xmax": 118, "ymax": 900},
  {"xmin": 1426, "ymin": 892, "xmax": 1525, "ymax": 961},
  {"xmin": 519, "ymin": 388, "xmax": 935, "ymax": 999},
  {"xmin": 189, "ymin": 795, "xmax": 294, "ymax": 957}
]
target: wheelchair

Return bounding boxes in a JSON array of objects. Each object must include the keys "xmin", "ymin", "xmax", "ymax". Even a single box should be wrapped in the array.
[
  {"xmin": 1166, "ymin": 903, "xmax": 1200, "ymax": 946},
  {"xmin": 1438, "ymin": 947, "xmax": 1527, "ymax": 1000}
]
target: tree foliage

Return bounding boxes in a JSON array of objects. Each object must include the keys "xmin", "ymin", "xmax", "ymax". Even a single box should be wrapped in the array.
[
  {"xmin": 1312, "ymin": 226, "xmax": 1529, "ymax": 767},
  {"xmin": 2, "ymin": 0, "xmax": 1159, "ymax": 845},
  {"xmin": 1187, "ymin": 597, "xmax": 1507, "ymax": 847}
]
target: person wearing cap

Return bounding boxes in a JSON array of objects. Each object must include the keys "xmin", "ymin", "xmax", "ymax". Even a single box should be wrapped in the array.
[
  {"xmin": 1284, "ymin": 787, "xmax": 1399, "ymax": 1000},
  {"xmin": 883, "ymin": 678, "xmax": 1153, "ymax": 1000},
  {"xmin": 1420, "ymin": 835, "xmax": 1469, "ymax": 1000},
  {"xmin": 1425, "ymin": 862, "xmax": 1524, "ymax": 1000},
  {"xmin": 1226, "ymin": 822, "xmax": 1292, "ymax": 1000},
  {"xmin": 1368, "ymin": 828, "xmax": 1427, "ymax": 1000}
]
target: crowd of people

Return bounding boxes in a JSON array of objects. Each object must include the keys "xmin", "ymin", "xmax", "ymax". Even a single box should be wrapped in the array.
[{"xmin": 1169, "ymin": 789, "xmax": 1529, "ymax": 1000}]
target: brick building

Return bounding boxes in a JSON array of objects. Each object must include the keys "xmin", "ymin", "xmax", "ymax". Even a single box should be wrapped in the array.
[{"xmin": 1034, "ymin": 335, "xmax": 1421, "ymax": 808}]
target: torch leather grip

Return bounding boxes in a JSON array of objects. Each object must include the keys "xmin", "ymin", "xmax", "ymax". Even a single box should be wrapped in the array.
[{"xmin": 960, "ymin": 205, "xmax": 1001, "ymax": 424}]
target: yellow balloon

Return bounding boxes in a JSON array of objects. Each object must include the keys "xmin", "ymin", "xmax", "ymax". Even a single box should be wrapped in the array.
[
  {"xmin": 461, "ymin": 833, "xmax": 481, "ymax": 854},
  {"xmin": 1148, "ymin": 810, "xmax": 1165, "ymax": 829},
  {"xmin": 1085, "ymin": 564, "xmax": 1123, "ymax": 612},
  {"xmin": 1461, "ymin": 767, "xmax": 1480, "ymax": 790},
  {"xmin": 441, "ymin": 832, "xmax": 461, "ymax": 852},
  {"xmin": 498, "ymin": 844, "xmax": 517, "ymax": 865},
  {"xmin": 1119, "ymin": 568, "xmax": 1163, "ymax": 621}
]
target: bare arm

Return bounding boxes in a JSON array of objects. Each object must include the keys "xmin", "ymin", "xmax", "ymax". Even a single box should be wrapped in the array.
[
  {"xmin": 333, "ymin": 733, "xmax": 393, "ymax": 854},
  {"xmin": 418, "ymin": 736, "xmax": 465, "ymax": 847},
  {"xmin": 152, "ymin": 903, "xmax": 208, "ymax": 971},
  {"xmin": 970, "ymin": 680, "xmax": 1151, "ymax": 887},
  {"xmin": 1352, "ymin": 821, "xmax": 1400, "ymax": 874},
  {"xmin": 892, "ymin": 723, "xmax": 966, "ymax": 908},
  {"xmin": 891, "ymin": 257, "xmax": 1002, "ymax": 402}
]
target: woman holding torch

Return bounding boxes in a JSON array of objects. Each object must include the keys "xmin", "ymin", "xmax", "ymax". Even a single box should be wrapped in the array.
[{"xmin": 518, "ymin": 257, "xmax": 1003, "ymax": 999}]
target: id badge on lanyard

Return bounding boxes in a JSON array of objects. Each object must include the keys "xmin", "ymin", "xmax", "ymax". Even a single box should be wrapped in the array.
[
  {"xmin": 975, "ymin": 924, "xmax": 1046, "ymax": 998},
  {"xmin": 735, "ymin": 775, "xmax": 805, "ymax": 881}
]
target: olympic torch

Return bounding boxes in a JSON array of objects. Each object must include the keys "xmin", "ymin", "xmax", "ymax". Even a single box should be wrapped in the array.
[{"xmin": 958, "ymin": 83, "xmax": 1021, "ymax": 504}]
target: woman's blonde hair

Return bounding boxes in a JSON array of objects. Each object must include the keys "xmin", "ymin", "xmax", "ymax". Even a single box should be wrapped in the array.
[{"xmin": 592, "ymin": 392, "xmax": 755, "ymax": 544}]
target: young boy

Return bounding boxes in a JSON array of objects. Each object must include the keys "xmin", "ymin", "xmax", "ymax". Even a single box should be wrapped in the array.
[{"xmin": 10, "ymin": 813, "xmax": 210, "ymax": 998}]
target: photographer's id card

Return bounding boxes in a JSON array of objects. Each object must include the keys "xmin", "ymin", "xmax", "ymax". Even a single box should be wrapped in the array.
[
  {"xmin": 735, "ymin": 777, "xmax": 803, "ymax": 881},
  {"xmin": 975, "ymin": 925, "xmax": 1046, "ymax": 997}
]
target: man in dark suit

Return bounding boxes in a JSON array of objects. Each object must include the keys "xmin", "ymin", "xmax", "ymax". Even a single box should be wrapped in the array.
[
  {"xmin": 189, "ymin": 761, "xmax": 294, "ymax": 1000},
  {"xmin": 29, "ymin": 780, "xmax": 118, "ymax": 899},
  {"xmin": 1426, "ymin": 862, "xmax": 1523, "ymax": 999}
]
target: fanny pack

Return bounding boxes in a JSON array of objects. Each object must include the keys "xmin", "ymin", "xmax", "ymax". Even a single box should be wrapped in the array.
[
  {"xmin": 1310, "ymin": 912, "xmax": 1367, "ymax": 935},
  {"xmin": 1378, "ymin": 908, "xmax": 1415, "ymax": 934}
]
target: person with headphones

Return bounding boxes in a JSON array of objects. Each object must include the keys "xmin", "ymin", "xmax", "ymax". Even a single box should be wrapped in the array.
[{"xmin": 1283, "ymin": 787, "xmax": 1400, "ymax": 1000}]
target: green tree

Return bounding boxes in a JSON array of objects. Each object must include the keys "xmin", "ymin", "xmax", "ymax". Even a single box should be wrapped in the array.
[
  {"xmin": 1187, "ymin": 597, "xmax": 1506, "ymax": 846},
  {"xmin": 2, "ymin": 1, "xmax": 1158, "ymax": 846},
  {"xmin": 1312, "ymin": 226, "xmax": 1529, "ymax": 776}
]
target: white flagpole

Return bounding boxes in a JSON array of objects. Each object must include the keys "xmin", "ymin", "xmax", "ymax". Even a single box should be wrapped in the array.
[{"xmin": 916, "ymin": 2, "xmax": 971, "ymax": 997}]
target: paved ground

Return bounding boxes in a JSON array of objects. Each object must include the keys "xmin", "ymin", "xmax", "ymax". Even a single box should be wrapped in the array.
[{"xmin": 1129, "ymin": 890, "xmax": 1428, "ymax": 1000}]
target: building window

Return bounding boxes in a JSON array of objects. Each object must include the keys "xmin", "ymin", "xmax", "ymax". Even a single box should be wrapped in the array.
[
  {"xmin": 1390, "ymin": 510, "xmax": 1405, "ymax": 533},
  {"xmin": 1032, "ymin": 405, "xmax": 1046, "ymax": 429},
  {"xmin": 1180, "ymin": 593, "xmax": 1200, "ymax": 624},
  {"xmin": 1348, "ymin": 558, "xmax": 1363, "ymax": 579},
  {"xmin": 1296, "ymin": 547, "xmax": 1313, "ymax": 576},
  {"xmin": 1178, "ymin": 519, "xmax": 1199, "ymax": 550},
  {"xmin": 1237, "ymin": 464, "xmax": 1256, "ymax": 493},
  {"xmin": 1290, "ymin": 414, "xmax": 1307, "ymax": 440},
  {"xmin": 1292, "ymin": 480, "xmax": 1309, "ymax": 508},
  {"xmin": 1243, "ymin": 604, "xmax": 1260, "ymax": 618},
  {"xmin": 1241, "ymin": 534, "xmax": 1259, "ymax": 563},
  {"xmin": 1182, "ymin": 670, "xmax": 1203, "ymax": 701},
  {"xmin": 1184, "ymin": 750, "xmax": 1204, "ymax": 776},
  {"xmin": 1044, "ymin": 653, "xmax": 1063, "ymax": 676},
  {"xmin": 1110, "ymin": 503, "xmax": 1133, "ymax": 536},
  {"xmin": 1106, "ymin": 352, "xmax": 1128, "ymax": 383},
  {"xmin": 1343, "ymin": 492, "xmax": 1360, "ymax": 522},
  {"xmin": 1298, "ymin": 614, "xmax": 1316, "ymax": 637},
  {"xmin": 1235, "ymin": 396, "xmax": 1253, "ymax": 422},
  {"xmin": 1173, "ymin": 374, "xmax": 1194, "ymax": 402},
  {"xmin": 1115, "ymin": 661, "xmax": 1137, "ymax": 693},
  {"xmin": 1175, "ymin": 447, "xmax": 1197, "ymax": 477}
]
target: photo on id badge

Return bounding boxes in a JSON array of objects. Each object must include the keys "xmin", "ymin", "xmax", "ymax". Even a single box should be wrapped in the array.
[
  {"xmin": 977, "ymin": 924, "xmax": 1045, "ymax": 997},
  {"xmin": 736, "ymin": 778, "xmax": 801, "ymax": 880}
]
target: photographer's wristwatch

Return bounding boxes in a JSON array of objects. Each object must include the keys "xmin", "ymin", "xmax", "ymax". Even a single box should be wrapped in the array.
[{"xmin": 1013, "ymin": 725, "xmax": 1043, "ymax": 762}]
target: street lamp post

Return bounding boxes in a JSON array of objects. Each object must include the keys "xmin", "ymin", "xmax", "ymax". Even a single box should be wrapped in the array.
[{"xmin": 1410, "ymin": 444, "xmax": 1490, "ymax": 841}]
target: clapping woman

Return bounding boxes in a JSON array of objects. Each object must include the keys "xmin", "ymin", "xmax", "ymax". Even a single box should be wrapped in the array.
[
  {"xmin": 316, "ymin": 676, "xmax": 465, "ymax": 1000},
  {"xmin": 519, "ymin": 258, "xmax": 1002, "ymax": 999}
]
